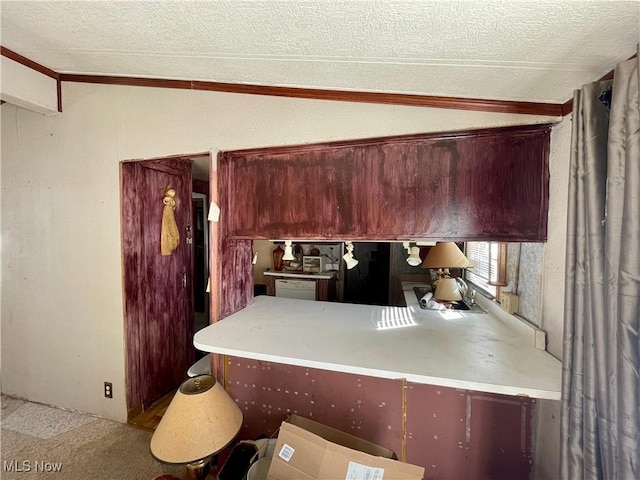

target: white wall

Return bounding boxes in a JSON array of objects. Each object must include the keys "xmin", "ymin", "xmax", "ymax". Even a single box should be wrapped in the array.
[
  {"xmin": 0, "ymin": 81, "xmax": 559, "ymax": 424},
  {"xmin": 0, "ymin": 56, "xmax": 59, "ymax": 114},
  {"xmin": 533, "ymin": 117, "xmax": 572, "ymax": 480}
]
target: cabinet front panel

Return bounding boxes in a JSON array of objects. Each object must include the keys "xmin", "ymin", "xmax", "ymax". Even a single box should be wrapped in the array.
[
  {"xmin": 414, "ymin": 129, "xmax": 549, "ymax": 240},
  {"xmin": 222, "ymin": 125, "xmax": 550, "ymax": 241}
]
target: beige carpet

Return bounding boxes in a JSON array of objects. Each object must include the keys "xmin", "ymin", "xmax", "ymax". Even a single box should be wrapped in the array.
[{"xmin": 1, "ymin": 395, "xmax": 185, "ymax": 479}]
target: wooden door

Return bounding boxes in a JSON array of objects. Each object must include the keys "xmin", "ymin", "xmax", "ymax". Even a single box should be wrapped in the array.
[{"xmin": 122, "ymin": 158, "xmax": 194, "ymax": 415}]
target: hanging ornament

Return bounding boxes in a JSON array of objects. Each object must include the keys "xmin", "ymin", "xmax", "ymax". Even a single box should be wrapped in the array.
[{"xmin": 161, "ymin": 187, "xmax": 180, "ymax": 256}]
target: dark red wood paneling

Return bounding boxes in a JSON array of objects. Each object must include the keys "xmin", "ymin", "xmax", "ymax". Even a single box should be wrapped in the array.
[
  {"xmin": 146, "ymin": 161, "xmax": 194, "ymax": 405},
  {"xmin": 220, "ymin": 239, "xmax": 254, "ymax": 319},
  {"xmin": 192, "ymin": 178, "xmax": 209, "ymax": 195},
  {"xmin": 225, "ymin": 357, "xmax": 404, "ymax": 456},
  {"xmin": 353, "ymin": 142, "xmax": 417, "ymax": 236},
  {"xmin": 225, "ymin": 358, "xmax": 536, "ymax": 478},
  {"xmin": 222, "ymin": 148, "xmax": 357, "ymax": 239},
  {"xmin": 121, "ymin": 162, "xmax": 144, "ymax": 415},
  {"xmin": 406, "ymin": 383, "xmax": 534, "ymax": 480},
  {"xmin": 122, "ymin": 159, "xmax": 194, "ymax": 413},
  {"xmin": 217, "ymin": 151, "xmax": 254, "ymax": 321},
  {"xmin": 220, "ymin": 124, "xmax": 550, "ymax": 242},
  {"xmin": 414, "ymin": 129, "xmax": 549, "ymax": 240}
]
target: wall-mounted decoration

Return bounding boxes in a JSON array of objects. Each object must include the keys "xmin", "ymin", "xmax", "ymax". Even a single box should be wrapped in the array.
[{"xmin": 161, "ymin": 186, "xmax": 180, "ymax": 256}]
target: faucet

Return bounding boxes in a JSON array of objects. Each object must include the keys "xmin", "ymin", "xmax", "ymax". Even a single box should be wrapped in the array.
[{"xmin": 455, "ymin": 277, "xmax": 474, "ymax": 305}]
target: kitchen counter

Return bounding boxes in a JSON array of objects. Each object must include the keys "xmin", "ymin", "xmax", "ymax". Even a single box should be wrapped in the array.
[
  {"xmin": 194, "ymin": 293, "xmax": 562, "ymax": 400},
  {"xmin": 264, "ymin": 270, "xmax": 338, "ymax": 280}
]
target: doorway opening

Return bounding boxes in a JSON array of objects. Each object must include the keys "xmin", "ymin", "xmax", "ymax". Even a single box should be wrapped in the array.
[
  {"xmin": 192, "ymin": 192, "xmax": 209, "ymax": 351},
  {"xmin": 343, "ymin": 242, "xmax": 391, "ymax": 305}
]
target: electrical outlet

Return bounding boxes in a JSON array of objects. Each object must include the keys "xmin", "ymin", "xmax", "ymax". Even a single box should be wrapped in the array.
[
  {"xmin": 104, "ymin": 382, "xmax": 113, "ymax": 398},
  {"xmin": 501, "ymin": 292, "xmax": 519, "ymax": 314}
]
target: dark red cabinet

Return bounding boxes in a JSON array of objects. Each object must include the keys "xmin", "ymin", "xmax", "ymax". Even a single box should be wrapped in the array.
[
  {"xmin": 220, "ymin": 124, "xmax": 550, "ymax": 241},
  {"xmin": 413, "ymin": 128, "xmax": 550, "ymax": 239}
]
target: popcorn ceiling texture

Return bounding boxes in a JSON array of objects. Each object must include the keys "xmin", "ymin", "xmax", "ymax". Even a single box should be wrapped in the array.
[{"xmin": 1, "ymin": 0, "xmax": 638, "ymax": 103}]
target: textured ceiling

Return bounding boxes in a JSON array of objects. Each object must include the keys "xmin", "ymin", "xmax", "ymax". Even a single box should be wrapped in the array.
[{"xmin": 1, "ymin": 1, "xmax": 638, "ymax": 104}]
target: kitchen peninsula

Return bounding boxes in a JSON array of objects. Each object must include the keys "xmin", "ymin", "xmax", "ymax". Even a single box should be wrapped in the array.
[
  {"xmin": 210, "ymin": 125, "xmax": 556, "ymax": 474},
  {"xmin": 194, "ymin": 292, "xmax": 561, "ymax": 399}
]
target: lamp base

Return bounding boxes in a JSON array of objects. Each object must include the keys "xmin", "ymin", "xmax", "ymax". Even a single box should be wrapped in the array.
[{"xmin": 186, "ymin": 459, "xmax": 210, "ymax": 480}]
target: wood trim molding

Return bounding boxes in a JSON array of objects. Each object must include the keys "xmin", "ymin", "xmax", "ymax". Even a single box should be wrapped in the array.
[
  {"xmin": 56, "ymin": 78, "xmax": 62, "ymax": 112},
  {"xmin": 192, "ymin": 80, "xmax": 564, "ymax": 116},
  {"xmin": 4, "ymin": 44, "xmax": 634, "ymax": 117},
  {"xmin": 1, "ymin": 46, "xmax": 59, "ymax": 79},
  {"xmin": 60, "ymin": 73, "xmax": 192, "ymax": 90},
  {"xmin": 60, "ymin": 73, "xmax": 564, "ymax": 117},
  {"xmin": 561, "ymin": 98, "xmax": 573, "ymax": 116}
]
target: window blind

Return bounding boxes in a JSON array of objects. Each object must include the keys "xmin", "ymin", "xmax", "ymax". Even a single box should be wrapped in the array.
[{"xmin": 465, "ymin": 242, "xmax": 501, "ymax": 296}]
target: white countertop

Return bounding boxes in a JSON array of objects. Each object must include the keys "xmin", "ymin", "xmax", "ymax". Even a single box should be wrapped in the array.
[
  {"xmin": 194, "ymin": 294, "xmax": 562, "ymax": 400},
  {"xmin": 264, "ymin": 270, "xmax": 337, "ymax": 280}
]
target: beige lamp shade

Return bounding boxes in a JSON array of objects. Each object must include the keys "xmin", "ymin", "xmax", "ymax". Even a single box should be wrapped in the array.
[
  {"xmin": 421, "ymin": 242, "xmax": 470, "ymax": 269},
  {"xmin": 434, "ymin": 277, "xmax": 463, "ymax": 302},
  {"xmin": 150, "ymin": 375, "xmax": 243, "ymax": 465}
]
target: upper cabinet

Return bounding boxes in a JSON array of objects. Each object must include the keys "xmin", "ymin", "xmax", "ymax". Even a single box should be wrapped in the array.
[{"xmin": 220, "ymin": 124, "xmax": 551, "ymax": 242}]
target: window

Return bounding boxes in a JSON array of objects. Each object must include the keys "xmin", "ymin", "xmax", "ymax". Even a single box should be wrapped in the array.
[{"xmin": 464, "ymin": 242, "xmax": 507, "ymax": 298}]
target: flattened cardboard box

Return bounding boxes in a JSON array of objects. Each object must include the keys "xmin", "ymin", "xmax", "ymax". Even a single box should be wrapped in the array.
[{"xmin": 266, "ymin": 415, "xmax": 424, "ymax": 480}]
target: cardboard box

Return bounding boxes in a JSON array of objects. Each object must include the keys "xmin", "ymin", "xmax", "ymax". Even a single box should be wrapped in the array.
[{"xmin": 266, "ymin": 415, "xmax": 424, "ymax": 480}]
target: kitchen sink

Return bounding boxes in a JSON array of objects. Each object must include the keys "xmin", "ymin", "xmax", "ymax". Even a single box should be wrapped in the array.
[{"xmin": 413, "ymin": 286, "xmax": 486, "ymax": 313}]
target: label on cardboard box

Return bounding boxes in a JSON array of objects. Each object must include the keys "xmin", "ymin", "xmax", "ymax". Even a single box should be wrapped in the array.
[
  {"xmin": 278, "ymin": 444, "xmax": 295, "ymax": 462},
  {"xmin": 345, "ymin": 461, "xmax": 385, "ymax": 480}
]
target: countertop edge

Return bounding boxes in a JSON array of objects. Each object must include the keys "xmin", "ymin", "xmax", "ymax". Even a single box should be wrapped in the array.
[
  {"xmin": 193, "ymin": 338, "xmax": 561, "ymax": 400},
  {"xmin": 194, "ymin": 295, "xmax": 562, "ymax": 400}
]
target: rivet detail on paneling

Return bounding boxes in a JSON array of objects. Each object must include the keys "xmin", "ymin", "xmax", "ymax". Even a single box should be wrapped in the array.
[{"xmin": 225, "ymin": 357, "xmax": 403, "ymax": 449}]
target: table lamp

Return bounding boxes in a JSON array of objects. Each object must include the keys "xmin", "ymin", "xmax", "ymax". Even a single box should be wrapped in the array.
[
  {"xmin": 150, "ymin": 374, "xmax": 243, "ymax": 480},
  {"xmin": 421, "ymin": 242, "xmax": 470, "ymax": 302}
]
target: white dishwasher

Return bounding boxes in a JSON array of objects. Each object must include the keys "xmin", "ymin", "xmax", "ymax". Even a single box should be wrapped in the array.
[{"xmin": 275, "ymin": 279, "xmax": 316, "ymax": 301}]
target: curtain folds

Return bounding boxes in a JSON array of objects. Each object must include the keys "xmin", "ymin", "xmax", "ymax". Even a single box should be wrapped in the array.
[{"xmin": 561, "ymin": 52, "xmax": 639, "ymax": 480}]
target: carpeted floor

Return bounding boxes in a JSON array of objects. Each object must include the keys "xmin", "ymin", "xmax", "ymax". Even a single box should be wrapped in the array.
[{"xmin": 0, "ymin": 395, "xmax": 186, "ymax": 479}]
